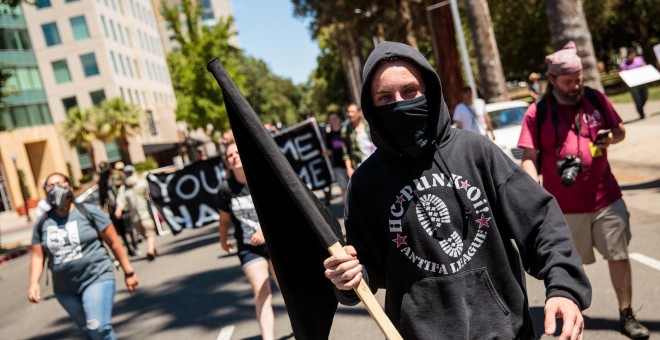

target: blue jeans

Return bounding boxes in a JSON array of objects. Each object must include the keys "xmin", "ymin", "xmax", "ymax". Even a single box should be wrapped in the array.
[{"xmin": 56, "ymin": 279, "xmax": 116, "ymax": 340}]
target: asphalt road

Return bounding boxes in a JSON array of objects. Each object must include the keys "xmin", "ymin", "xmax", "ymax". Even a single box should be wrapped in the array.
[{"xmin": 0, "ymin": 107, "xmax": 658, "ymax": 340}]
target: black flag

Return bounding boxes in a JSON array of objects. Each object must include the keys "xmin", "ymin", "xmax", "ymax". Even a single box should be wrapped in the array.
[{"xmin": 207, "ymin": 59, "xmax": 343, "ymax": 339}]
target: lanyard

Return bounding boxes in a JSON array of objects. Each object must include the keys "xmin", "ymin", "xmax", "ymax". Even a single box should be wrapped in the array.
[{"xmin": 550, "ymin": 97, "xmax": 583, "ymax": 158}]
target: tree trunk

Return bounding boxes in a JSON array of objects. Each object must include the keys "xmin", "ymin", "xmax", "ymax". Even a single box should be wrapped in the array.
[
  {"xmin": 86, "ymin": 145, "xmax": 97, "ymax": 174},
  {"xmin": 545, "ymin": 0, "xmax": 603, "ymax": 92},
  {"xmin": 118, "ymin": 134, "xmax": 132, "ymax": 165},
  {"xmin": 336, "ymin": 24, "xmax": 363, "ymax": 105},
  {"xmin": 399, "ymin": 0, "xmax": 418, "ymax": 49},
  {"xmin": 425, "ymin": 0, "xmax": 463, "ymax": 113},
  {"xmin": 464, "ymin": 0, "xmax": 508, "ymax": 102}
]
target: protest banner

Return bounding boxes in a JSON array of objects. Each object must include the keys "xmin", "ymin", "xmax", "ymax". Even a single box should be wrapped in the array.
[
  {"xmin": 147, "ymin": 156, "xmax": 226, "ymax": 234},
  {"xmin": 273, "ymin": 118, "xmax": 334, "ymax": 191}
]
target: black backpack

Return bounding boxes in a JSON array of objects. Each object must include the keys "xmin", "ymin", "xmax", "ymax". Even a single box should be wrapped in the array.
[{"xmin": 534, "ymin": 86, "xmax": 606, "ymax": 169}]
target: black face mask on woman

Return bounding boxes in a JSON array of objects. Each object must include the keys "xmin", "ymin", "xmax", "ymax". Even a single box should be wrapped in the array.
[
  {"xmin": 46, "ymin": 185, "xmax": 73, "ymax": 213},
  {"xmin": 371, "ymin": 95, "xmax": 431, "ymax": 158}
]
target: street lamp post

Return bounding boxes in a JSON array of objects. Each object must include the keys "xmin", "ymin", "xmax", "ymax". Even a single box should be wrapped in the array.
[{"xmin": 9, "ymin": 152, "xmax": 31, "ymax": 222}]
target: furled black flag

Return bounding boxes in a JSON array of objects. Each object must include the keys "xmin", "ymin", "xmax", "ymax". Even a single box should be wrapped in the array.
[{"xmin": 207, "ymin": 59, "xmax": 343, "ymax": 339}]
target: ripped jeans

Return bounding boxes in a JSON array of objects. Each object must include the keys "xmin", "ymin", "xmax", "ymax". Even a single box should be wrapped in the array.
[{"xmin": 56, "ymin": 279, "xmax": 116, "ymax": 340}]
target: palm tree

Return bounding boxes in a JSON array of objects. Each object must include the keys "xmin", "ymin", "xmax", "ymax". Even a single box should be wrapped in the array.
[
  {"xmin": 94, "ymin": 97, "xmax": 143, "ymax": 164},
  {"xmin": 545, "ymin": 0, "xmax": 603, "ymax": 92},
  {"xmin": 60, "ymin": 106, "xmax": 98, "ymax": 172},
  {"xmin": 463, "ymin": 0, "xmax": 509, "ymax": 102}
]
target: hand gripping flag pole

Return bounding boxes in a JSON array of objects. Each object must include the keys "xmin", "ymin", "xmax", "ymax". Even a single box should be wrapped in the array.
[{"xmin": 207, "ymin": 59, "xmax": 402, "ymax": 340}]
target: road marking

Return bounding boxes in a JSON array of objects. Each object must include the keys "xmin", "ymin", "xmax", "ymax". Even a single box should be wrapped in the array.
[
  {"xmin": 217, "ymin": 325, "xmax": 235, "ymax": 340},
  {"xmin": 630, "ymin": 253, "xmax": 660, "ymax": 271}
]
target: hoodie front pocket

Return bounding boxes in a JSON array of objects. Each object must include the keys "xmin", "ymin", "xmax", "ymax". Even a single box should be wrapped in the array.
[{"xmin": 400, "ymin": 267, "xmax": 513, "ymax": 340}]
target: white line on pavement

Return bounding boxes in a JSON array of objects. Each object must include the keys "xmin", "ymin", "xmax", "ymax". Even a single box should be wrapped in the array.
[
  {"xmin": 630, "ymin": 253, "xmax": 660, "ymax": 271},
  {"xmin": 217, "ymin": 325, "xmax": 235, "ymax": 340}
]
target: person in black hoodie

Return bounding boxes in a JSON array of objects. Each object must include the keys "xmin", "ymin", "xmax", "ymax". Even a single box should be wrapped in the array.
[{"xmin": 323, "ymin": 41, "xmax": 591, "ymax": 339}]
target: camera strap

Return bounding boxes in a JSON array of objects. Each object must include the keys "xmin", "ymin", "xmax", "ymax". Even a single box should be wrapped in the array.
[{"xmin": 549, "ymin": 96, "xmax": 583, "ymax": 159}]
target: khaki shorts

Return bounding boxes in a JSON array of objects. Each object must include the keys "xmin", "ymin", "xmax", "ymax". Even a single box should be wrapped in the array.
[
  {"xmin": 564, "ymin": 199, "xmax": 631, "ymax": 264},
  {"xmin": 134, "ymin": 217, "xmax": 157, "ymax": 238}
]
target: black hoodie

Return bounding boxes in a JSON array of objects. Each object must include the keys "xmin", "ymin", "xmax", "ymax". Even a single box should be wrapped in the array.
[{"xmin": 341, "ymin": 41, "xmax": 591, "ymax": 339}]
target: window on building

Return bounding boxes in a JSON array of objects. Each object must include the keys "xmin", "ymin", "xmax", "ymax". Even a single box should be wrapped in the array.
[
  {"xmin": 36, "ymin": 0, "xmax": 51, "ymax": 8},
  {"xmin": 133, "ymin": 59, "xmax": 141, "ymax": 79},
  {"xmin": 41, "ymin": 22, "xmax": 61, "ymax": 46},
  {"xmin": 125, "ymin": 27, "xmax": 132, "ymax": 46},
  {"xmin": 0, "ymin": 28, "xmax": 32, "ymax": 50},
  {"xmin": 80, "ymin": 53, "xmax": 100, "ymax": 77},
  {"xmin": 109, "ymin": 19, "xmax": 117, "ymax": 41},
  {"xmin": 0, "ymin": 104, "xmax": 53, "ymax": 130},
  {"xmin": 117, "ymin": 23, "xmax": 125, "ymax": 44},
  {"xmin": 100, "ymin": 15, "xmax": 109, "ymax": 38},
  {"xmin": 77, "ymin": 146, "xmax": 91, "ymax": 169},
  {"xmin": 109, "ymin": 51, "xmax": 118, "ymax": 73},
  {"xmin": 62, "ymin": 96, "xmax": 78, "ymax": 114},
  {"xmin": 6, "ymin": 67, "xmax": 43, "ymax": 91},
  {"xmin": 146, "ymin": 109, "xmax": 157, "ymax": 135},
  {"xmin": 70, "ymin": 16, "xmax": 90, "ymax": 40},
  {"xmin": 104, "ymin": 139, "xmax": 121, "ymax": 161},
  {"xmin": 52, "ymin": 59, "xmax": 72, "ymax": 84},
  {"xmin": 118, "ymin": 53, "xmax": 126, "ymax": 75},
  {"xmin": 125, "ymin": 56, "xmax": 133, "ymax": 77},
  {"xmin": 90, "ymin": 89, "xmax": 106, "ymax": 105},
  {"xmin": 145, "ymin": 61, "xmax": 153, "ymax": 80}
]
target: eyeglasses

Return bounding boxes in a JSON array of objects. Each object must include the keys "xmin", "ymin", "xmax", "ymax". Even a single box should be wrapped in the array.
[{"xmin": 45, "ymin": 181, "xmax": 69, "ymax": 191}]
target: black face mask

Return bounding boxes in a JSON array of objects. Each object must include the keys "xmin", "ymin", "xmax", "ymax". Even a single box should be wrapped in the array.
[{"xmin": 371, "ymin": 95, "xmax": 431, "ymax": 158}]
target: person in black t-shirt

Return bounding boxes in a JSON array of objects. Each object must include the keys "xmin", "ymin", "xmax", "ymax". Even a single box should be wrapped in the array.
[
  {"xmin": 324, "ymin": 111, "xmax": 349, "ymax": 200},
  {"xmin": 218, "ymin": 142, "xmax": 278, "ymax": 340}
]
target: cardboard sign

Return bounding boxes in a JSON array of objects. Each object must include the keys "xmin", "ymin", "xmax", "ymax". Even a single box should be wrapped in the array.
[
  {"xmin": 272, "ymin": 118, "xmax": 334, "ymax": 191},
  {"xmin": 619, "ymin": 65, "xmax": 660, "ymax": 87}
]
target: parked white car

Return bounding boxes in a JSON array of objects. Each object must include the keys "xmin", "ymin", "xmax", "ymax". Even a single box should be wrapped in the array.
[{"xmin": 486, "ymin": 100, "xmax": 530, "ymax": 164}]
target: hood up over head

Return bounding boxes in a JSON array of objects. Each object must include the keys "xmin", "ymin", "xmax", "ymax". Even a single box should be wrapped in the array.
[{"xmin": 360, "ymin": 41, "xmax": 452, "ymax": 158}]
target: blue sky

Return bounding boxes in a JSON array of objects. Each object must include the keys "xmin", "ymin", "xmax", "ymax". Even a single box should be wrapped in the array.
[{"xmin": 231, "ymin": 0, "xmax": 320, "ymax": 84}]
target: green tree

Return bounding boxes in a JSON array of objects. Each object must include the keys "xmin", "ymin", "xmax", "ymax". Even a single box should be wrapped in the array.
[
  {"xmin": 94, "ymin": 97, "xmax": 143, "ymax": 164},
  {"xmin": 163, "ymin": 0, "xmax": 245, "ymax": 130},
  {"xmin": 17, "ymin": 168, "xmax": 31, "ymax": 200},
  {"xmin": 60, "ymin": 106, "xmax": 98, "ymax": 172}
]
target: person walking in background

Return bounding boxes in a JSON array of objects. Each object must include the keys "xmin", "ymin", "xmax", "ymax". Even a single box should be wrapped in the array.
[
  {"xmin": 28, "ymin": 172, "xmax": 138, "ymax": 339},
  {"xmin": 324, "ymin": 111, "xmax": 349, "ymax": 201},
  {"xmin": 324, "ymin": 41, "xmax": 590, "ymax": 339},
  {"xmin": 341, "ymin": 103, "xmax": 374, "ymax": 177},
  {"xmin": 218, "ymin": 143, "xmax": 278, "ymax": 340},
  {"xmin": 452, "ymin": 86, "xmax": 495, "ymax": 140},
  {"xmin": 99, "ymin": 162, "xmax": 139, "ymax": 256},
  {"xmin": 620, "ymin": 47, "xmax": 649, "ymax": 119},
  {"xmin": 518, "ymin": 41, "xmax": 649, "ymax": 339},
  {"xmin": 528, "ymin": 72, "xmax": 543, "ymax": 101},
  {"xmin": 115, "ymin": 165, "xmax": 158, "ymax": 261}
]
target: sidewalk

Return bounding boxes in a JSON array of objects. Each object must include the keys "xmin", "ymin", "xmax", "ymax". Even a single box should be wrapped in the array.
[
  {"xmin": 2, "ymin": 99, "xmax": 659, "ymax": 262},
  {"xmin": 0, "ymin": 208, "xmax": 37, "ymax": 264}
]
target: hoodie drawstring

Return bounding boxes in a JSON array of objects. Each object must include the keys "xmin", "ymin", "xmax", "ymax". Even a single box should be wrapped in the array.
[{"xmin": 433, "ymin": 142, "xmax": 473, "ymax": 240}]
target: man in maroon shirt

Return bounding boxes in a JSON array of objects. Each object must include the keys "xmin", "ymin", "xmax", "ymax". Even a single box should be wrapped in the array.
[{"xmin": 518, "ymin": 41, "xmax": 649, "ymax": 339}]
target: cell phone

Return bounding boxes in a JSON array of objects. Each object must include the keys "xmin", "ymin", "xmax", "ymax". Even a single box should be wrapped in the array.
[{"xmin": 596, "ymin": 129, "xmax": 611, "ymax": 141}]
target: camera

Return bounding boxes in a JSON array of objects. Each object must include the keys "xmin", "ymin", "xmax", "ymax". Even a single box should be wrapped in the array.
[{"xmin": 556, "ymin": 155, "xmax": 583, "ymax": 186}]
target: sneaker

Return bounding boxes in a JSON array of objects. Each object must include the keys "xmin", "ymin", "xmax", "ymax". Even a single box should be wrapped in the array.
[{"xmin": 620, "ymin": 307, "xmax": 650, "ymax": 339}]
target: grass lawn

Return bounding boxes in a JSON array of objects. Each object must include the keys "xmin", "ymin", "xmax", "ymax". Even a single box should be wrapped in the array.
[
  {"xmin": 508, "ymin": 76, "xmax": 660, "ymax": 104},
  {"xmin": 607, "ymin": 82, "xmax": 660, "ymax": 103}
]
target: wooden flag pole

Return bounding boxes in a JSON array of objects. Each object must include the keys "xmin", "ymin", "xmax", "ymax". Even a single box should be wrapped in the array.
[{"xmin": 328, "ymin": 242, "xmax": 403, "ymax": 340}]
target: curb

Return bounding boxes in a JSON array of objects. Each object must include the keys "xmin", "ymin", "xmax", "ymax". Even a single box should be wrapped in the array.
[{"xmin": 0, "ymin": 246, "xmax": 31, "ymax": 266}]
